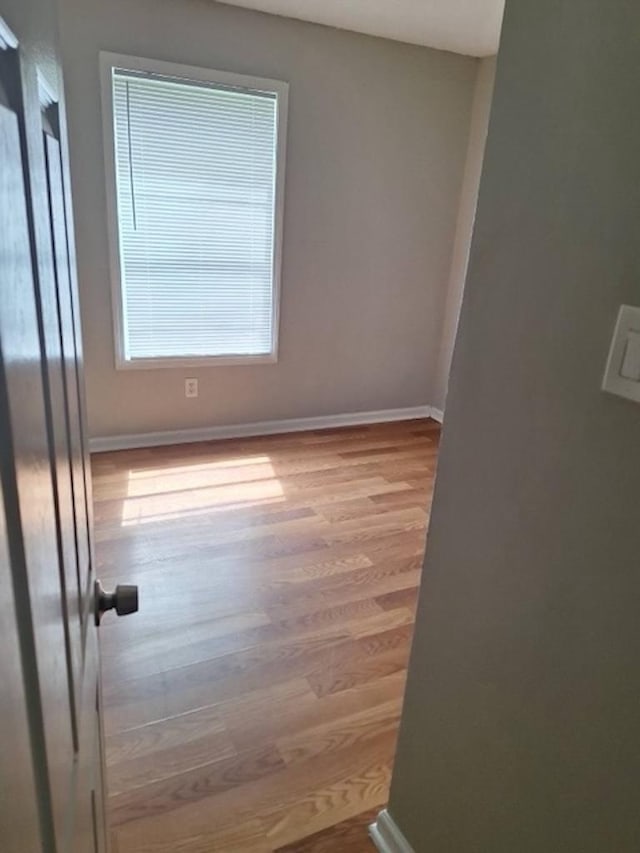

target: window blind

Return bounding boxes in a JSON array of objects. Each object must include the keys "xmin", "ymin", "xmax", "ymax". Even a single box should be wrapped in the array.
[{"xmin": 111, "ymin": 68, "xmax": 279, "ymax": 361}]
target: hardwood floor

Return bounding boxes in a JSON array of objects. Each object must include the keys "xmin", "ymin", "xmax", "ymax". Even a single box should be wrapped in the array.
[{"xmin": 93, "ymin": 418, "xmax": 440, "ymax": 852}]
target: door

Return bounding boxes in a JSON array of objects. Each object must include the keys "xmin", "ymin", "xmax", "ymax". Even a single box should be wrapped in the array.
[{"xmin": 0, "ymin": 6, "xmax": 134, "ymax": 852}]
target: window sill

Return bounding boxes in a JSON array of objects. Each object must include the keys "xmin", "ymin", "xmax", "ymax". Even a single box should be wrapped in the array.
[{"xmin": 115, "ymin": 353, "xmax": 278, "ymax": 370}]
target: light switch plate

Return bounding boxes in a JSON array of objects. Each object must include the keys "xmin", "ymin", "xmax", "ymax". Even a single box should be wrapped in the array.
[
  {"xmin": 619, "ymin": 329, "xmax": 640, "ymax": 381},
  {"xmin": 602, "ymin": 305, "xmax": 640, "ymax": 402}
]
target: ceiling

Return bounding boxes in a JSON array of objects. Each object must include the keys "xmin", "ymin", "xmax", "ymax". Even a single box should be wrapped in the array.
[{"xmin": 217, "ymin": 0, "xmax": 505, "ymax": 57}]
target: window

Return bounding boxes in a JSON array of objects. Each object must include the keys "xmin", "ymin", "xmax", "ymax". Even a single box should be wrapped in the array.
[{"xmin": 100, "ymin": 53, "xmax": 288, "ymax": 368}]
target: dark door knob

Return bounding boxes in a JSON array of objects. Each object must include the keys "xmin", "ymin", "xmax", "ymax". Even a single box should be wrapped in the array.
[{"xmin": 94, "ymin": 579, "xmax": 139, "ymax": 625}]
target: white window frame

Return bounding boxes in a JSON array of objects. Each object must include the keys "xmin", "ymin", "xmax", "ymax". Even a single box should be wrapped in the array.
[{"xmin": 99, "ymin": 51, "xmax": 288, "ymax": 370}]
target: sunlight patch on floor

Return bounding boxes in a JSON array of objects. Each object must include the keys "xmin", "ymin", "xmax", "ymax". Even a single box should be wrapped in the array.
[
  {"xmin": 120, "ymin": 455, "xmax": 285, "ymax": 525},
  {"xmin": 121, "ymin": 455, "xmax": 281, "ymax": 498}
]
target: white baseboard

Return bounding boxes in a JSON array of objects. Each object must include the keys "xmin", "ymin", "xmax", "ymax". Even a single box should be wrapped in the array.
[
  {"xmin": 369, "ymin": 809, "xmax": 415, "ymax": 853},
  {"xmin": 89, "ymin": 405, "xmax": 437, "ymax": 452},
  {"xmin": 430, "ymin": 406, "xmax": 444, "ymax": 423}
]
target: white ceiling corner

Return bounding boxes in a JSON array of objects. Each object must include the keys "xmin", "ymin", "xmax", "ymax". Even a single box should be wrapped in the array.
[{"xmin": 216, "ymin": 0, "xmax": 505, "ymax": 57}]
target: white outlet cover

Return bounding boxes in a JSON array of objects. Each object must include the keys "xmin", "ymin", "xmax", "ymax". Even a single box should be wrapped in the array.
[
  {"xmin": 185, "ymin": 378, "xmax": 198, "ymax": 398},
  {"xmin": 602, "ymin": 305, "xmax": 640, "ymax": 403}
]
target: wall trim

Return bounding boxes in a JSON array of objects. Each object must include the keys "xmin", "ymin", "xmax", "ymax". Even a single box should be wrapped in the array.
[
  {"xmin": 430, "ymin": 407, "xmax": 444, "ymax": 423},
  {"xmin": 89, "ymin": 405, "xmax": 436, "ymax": 452},
  {"xmin": 369, "ymin": 809, "xmax": 415, "ymax": 853}
]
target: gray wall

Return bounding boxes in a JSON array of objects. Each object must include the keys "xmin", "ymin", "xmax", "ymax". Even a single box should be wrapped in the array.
[
  {"xmin": 57, "ymin": 0, "xmax": 477, "ymax": 439},
  {"xmin": 389, "ymin": 0, "xmax": 640, "ymax": 850},
  {"xmin": 432, "ymin": 55, "xmax": 496, "ymax": 413}
]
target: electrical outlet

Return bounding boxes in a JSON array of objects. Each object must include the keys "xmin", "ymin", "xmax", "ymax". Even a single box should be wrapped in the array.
[{"xmin": 185, "ymin": 378, "xmax": 198, "ymax": 398}]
